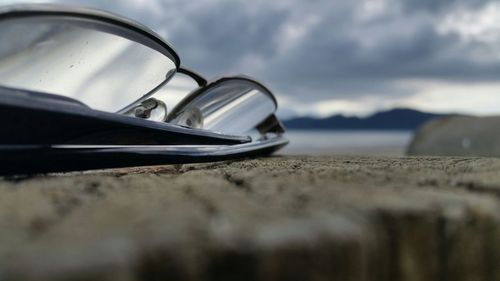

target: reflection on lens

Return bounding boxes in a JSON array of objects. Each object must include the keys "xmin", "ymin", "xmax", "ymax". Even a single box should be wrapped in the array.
[
  {"xmin": 168, "ymin": 79, "xmax": 277, "ymax": 135},
  {"xmin": 0, "ymin": 17, "xmax": 176, "ymax": 112},
  {"xmin": 175, "ymin": 107, "xmax": 204, "ymax": 129}
]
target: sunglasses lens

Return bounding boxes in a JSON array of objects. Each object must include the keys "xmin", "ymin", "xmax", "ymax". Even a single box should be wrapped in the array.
[
  {"xmin": 167, "ymin": 79, "xmax": 277, "ymax": 135},
  {"xmin": 0, "ymin": 15, "xmax": 177, "ymax": 112}
]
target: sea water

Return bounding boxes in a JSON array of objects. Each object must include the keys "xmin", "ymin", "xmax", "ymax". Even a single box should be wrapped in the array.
[{"xmin": 281, "ymin": 130, "xmax": 414, "ymax": 156}]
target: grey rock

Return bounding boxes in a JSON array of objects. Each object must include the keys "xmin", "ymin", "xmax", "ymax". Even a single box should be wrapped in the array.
[{"xmin": 408, "ymin": 116, "xmax": 500, "ymax": 156}]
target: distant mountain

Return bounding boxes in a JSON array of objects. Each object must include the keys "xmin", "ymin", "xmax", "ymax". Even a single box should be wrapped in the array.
[{"xmin": 283, "ymin": 108, "xmax": 451, "ymax": 130}]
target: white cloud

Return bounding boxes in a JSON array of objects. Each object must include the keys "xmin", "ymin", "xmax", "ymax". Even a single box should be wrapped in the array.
[
  {"xmin": 437, "ymin": 2, "xmax": 500, "ymax": 43},
  {"xmin": 396, "ymin": 79, "xmax": 500, "ymax": 115},
  {"xmin": 279, "ymin": 79, "xmax": 500, "ymax": 118}
]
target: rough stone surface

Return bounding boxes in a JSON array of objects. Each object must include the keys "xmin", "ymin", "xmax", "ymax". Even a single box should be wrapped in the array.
[
  {"xmin": 0, "ymin": 156, "xmax": 499, "ymax": 281},
  {"xmin": 408, "ymin": 116, "xmax": 500, "ymax": 156}
]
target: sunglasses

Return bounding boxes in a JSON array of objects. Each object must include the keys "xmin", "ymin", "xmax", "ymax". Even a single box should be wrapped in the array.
[{"xmin": 0, "ymin": 4, "xmax": 288, "ymax": 175}]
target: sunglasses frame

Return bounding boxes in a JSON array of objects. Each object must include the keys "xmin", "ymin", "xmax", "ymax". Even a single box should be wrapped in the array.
[{"xmin": 0, "ymin": 4, "xmax": 288, "ymax": 175}]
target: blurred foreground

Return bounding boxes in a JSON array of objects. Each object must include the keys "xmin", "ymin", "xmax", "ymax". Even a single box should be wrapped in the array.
[{"xmin": 0, "ymin": 156, "xmax": 498, "ymax": 281}]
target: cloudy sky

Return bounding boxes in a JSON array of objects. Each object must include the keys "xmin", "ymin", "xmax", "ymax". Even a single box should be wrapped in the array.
[{"xmin": 2, "ymin": 0, "xmax": 500, "ymax": 118}]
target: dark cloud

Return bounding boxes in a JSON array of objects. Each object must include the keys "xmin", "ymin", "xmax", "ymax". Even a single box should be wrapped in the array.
[
  {"xmin": 399, "ymin": 0, "xmax": 490, "ymax": 13},
  {"xmin": 255, "ymin": 0, "xmax": 500, "ymax": 101},
  {"xmin": 164, "ymin": 1, "xmax": 288, "ymax": 74}
]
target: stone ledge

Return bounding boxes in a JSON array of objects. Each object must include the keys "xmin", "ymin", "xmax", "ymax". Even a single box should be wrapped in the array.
[{"xmin": 0, "ymin": 156, "xmax": 498, "ymax": 281}]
